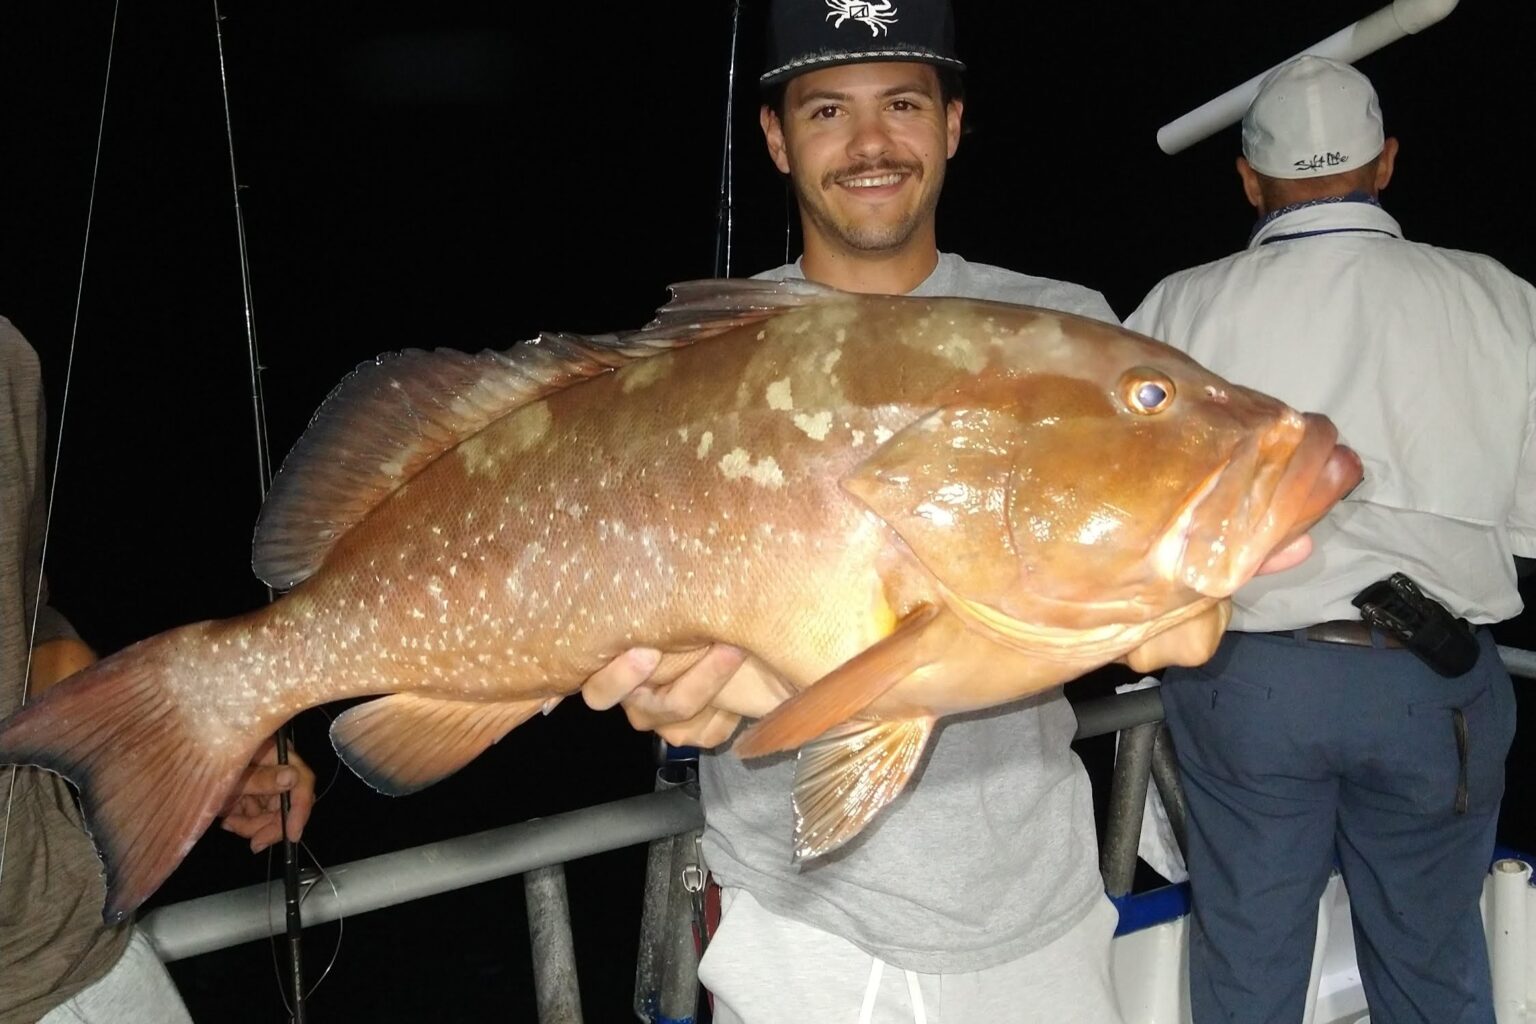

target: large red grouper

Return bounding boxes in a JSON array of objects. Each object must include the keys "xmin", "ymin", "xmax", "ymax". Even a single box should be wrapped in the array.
[{"xmin": 0, "ymin": 279, "xmax": 1361, "ymax": 921}]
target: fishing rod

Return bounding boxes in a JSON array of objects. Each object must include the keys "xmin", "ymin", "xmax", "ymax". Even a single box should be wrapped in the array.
[
  {"xmin": 210, "ymin": 2, "xmax": 310, "ymax": 1019},
  {"xmin": 713, "ymin": 0, "xmax": 745, "ymax": 278},
  {"xmin": 0, "ymin": 0, "xmax": 123, "ymax": 902}
]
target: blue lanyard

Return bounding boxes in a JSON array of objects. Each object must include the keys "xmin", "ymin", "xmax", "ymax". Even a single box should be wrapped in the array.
[{"xmin": 1259, "ymin": 225, "xmax": 1400, "ymax": 246}]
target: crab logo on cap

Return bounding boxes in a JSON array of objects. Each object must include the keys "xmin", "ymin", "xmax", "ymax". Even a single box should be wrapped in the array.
[{"xmin": 826, "ymin": 0, "xmax": 898, "ymax": 36}]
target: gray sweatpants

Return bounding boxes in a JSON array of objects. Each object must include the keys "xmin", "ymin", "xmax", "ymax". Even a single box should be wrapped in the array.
[
  {"xmin": 700, "ymin": 887, "xmax": 1125, "ymax": 1023},
  {"xmin": 40, "ymin": 930, "xmax": 193, "ymax": 1024}
]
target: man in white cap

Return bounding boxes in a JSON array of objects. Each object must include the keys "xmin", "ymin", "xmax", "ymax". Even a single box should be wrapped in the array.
[
  {"xmin": 580, "ymin": 1, "xmax": 1133, "ymax": 1020},
  {"xmin": 1127, "ymin": 54, "xmax": 1536, "ymax": 1024}
]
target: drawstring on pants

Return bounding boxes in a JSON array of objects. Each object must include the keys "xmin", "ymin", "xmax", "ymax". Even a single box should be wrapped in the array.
[{"xmin": 857, "ymin": 956, "xmax": 928, "ymax": 1024}]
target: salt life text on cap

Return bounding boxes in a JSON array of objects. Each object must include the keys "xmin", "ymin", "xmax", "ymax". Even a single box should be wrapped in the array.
[{"xmin": 1242, "ymin": 54, "xmax": 1385, "ymax": 179}]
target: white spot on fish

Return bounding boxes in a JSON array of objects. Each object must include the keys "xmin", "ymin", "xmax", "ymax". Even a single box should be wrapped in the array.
[
  {"xmin": 379, "ymin": 451, "xmax": 410, "ymax": 479},
  {"xmin": 716, "ymin": 448, "xmax": 785, "ymax": 488},
  {"xmin": 715, "ymin": 451, "xmax": 780, "ymax": 491},
  {"xmin": 873, "ymin": 426, "xmax": 894, "ymax": 445},
  {"xmin": 766, "ymin": 378, "xmax": 794, "ymax": 411},
  {"xmin": 718, "ymin": 448, "xmax": 751, "ymax": 479},
  {"xmin": 677, "ymin": 426, "xmax": 690, "ymax": 442},
  {"xmin": 621, "ymin": 359, "xmax": 671, "ymax": 393},
  {"xmin": 792, "ymin": 410, "xmax": 833, "ymax": 441},
  {"xmin": 852, "ymin": 429, "xmax": 866, "ymax": 446},
  {"xmin": 457, "ymin": 436, "xmax": 498, "ymax": 476},
  {"xmin": 938, "ymin": 332, "xmax": 986, "ymax": 372},
  {"xmin": 696, "ymin": 431, "xmax": 714, "ymax": 460},
  {"xmin": 507, "ymin": 402, "xmax": 553, "ymax": 452}
]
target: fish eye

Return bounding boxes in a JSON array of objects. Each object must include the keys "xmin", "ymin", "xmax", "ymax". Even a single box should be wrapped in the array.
[{"xmin": 1121, "ymin": 370, "xmax": 1176, "ymax": 415}]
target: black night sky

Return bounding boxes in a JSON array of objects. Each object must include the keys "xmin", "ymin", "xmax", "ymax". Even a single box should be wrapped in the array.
[{"xmin": 1, "ymin": 2, "xmax": 1533, "ymax": 1021}]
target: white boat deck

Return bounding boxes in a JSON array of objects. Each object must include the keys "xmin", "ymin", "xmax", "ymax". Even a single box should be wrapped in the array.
[{"xmin": 1109, "ymin": 855, "xmax": 1535, "ymax": 1024}]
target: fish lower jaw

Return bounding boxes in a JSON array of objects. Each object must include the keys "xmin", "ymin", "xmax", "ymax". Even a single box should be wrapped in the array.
[{"xmin": 939, "ymin": 588, "xmax": 1181, "ymax": 663}]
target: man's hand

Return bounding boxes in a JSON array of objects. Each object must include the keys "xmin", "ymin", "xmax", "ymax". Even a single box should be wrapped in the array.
[
  {"xmin": 581, "ymin": 644, "xmax": 795, "ymax": 748},
  {"xmin": 220, "ymin": 735, "xmax": 317, "ymax": 854},
  {"xmin": 27, "ymin": 637, "xmax": 96, "ymax": 697}
]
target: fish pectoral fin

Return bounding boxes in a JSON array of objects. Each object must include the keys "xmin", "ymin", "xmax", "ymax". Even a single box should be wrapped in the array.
[
  {"xmin": 733, "ymin": 604, "xmax": 944, "ymax": 759},
  {"xmin": 330, "ymin": 693, "xmax": 547, "ymax": 796},
  {"xmin": 791, "ymin": 716, "xmax": 936, "ymax": 862}
]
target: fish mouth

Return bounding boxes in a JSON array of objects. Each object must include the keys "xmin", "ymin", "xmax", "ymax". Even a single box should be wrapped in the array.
[{"xmin": 1156, "ymin": 412, "xmax": 1363, "ymax": 598}]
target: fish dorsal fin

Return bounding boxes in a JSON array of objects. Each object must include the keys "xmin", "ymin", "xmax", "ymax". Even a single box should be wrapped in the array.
[
  {"xmin": 635, "ymin": 277, "xmax": 839, "ymax": 339},
  {"xmin": 252, "ymin": 278, "xmax": 841, "ymax": 589}
]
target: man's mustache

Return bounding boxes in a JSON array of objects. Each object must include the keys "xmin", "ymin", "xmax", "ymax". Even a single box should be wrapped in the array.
[{"xmin": 822, "ymin": 161, "xmax": 924, "ymax": 190}]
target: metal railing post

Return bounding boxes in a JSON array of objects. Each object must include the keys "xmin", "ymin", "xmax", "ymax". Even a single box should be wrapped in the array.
[
  {"xmin": 1148, "ymin": 723, "xmax": 1190, "ymax": 861},
  {"xmin": 526, "ymin": 864, "xmax": 583, "ymax": 1024},
  {"xmin": 1101, "ymin": 720, "xmax": 1159, "ymax": 897}
]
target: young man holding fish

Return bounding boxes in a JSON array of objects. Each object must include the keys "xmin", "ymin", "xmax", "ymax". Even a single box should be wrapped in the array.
[
  {"xmin": 586, "ymin": 1, "xmax": 1135, "ymax": 1019},
  {"xmin": 1126, "ymin": 55, "xmax": 1536, "ymax": 1024},
  {"xmin": 0, "ymin": 318, "xmax": 317, "ymax": 1023}
]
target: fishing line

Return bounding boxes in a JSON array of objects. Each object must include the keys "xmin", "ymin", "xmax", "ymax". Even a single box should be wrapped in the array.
[
  {"xmin": 713, "ymin": 0, "xmax": 744, "ymax": 278},
  {"xmin": 212, "ymin": 2, "xmax": 324, "ymax": 1018},
  {"xmin": 265, "ymin": 840, "xmax": 344, "ymax": 1012},
  {"xmin": 0, "ymin": 0, "xmax": 122, "ymax": 895}
]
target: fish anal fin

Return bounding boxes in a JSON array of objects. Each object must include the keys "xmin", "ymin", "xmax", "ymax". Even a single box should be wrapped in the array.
[
  {"xmin": 792, "ymin": 716, "xmax": 936, "ymax": 862},
  {"xmin": 734, "ymin": 604, "xmax": 943, "ymax": 759},
  {"xmin": 330, "ymin": 693, "xmax": 546, "ymax": 796}
]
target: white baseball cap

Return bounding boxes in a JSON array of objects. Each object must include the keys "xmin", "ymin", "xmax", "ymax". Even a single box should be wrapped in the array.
[{"xmin": 1241, "ymin": 55, "xmax": 1385, "ymax": 179}]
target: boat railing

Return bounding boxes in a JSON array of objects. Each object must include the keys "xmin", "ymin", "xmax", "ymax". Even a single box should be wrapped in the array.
[{"xmin": 138, "ymin": 644, "xmax": 1536, "ymax": 1022}]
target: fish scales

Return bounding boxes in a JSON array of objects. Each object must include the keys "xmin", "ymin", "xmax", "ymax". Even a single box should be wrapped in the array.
[{"xmin": 192, "ymin": 294, "xmax": 984, "ymax": 727}]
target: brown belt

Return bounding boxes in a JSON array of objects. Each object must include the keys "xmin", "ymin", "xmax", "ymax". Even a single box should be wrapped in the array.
[{"xmin": 1271, "ymin": 618, "xmax": 1404, "ymax": 648}]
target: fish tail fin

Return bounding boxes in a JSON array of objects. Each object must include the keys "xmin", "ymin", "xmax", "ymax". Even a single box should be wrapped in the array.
[{"xmin": 0, "ymin": 623, "xmax": 262, "ymax": 923}]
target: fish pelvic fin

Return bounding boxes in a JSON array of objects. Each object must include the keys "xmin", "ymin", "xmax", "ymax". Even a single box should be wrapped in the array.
[
  {"xmin": 791, "ymin": 716, "xmax": 936, "ymax": 862},
  {"xmin": 330, "ymin": 693, "xmax": 547, "ymax": 796},
  {"xmin": 0, "ymin": 624, "xmax": 262, "ymax": 924},
  {"xmin": 733, "ymin": 603, "xmax": 943, "ymax": 759}
]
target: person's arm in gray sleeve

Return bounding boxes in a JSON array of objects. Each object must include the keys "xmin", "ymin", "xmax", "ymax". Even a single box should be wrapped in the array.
[{"xmin": 21, "ymin": 384, "xmax": 93, "ymax": 696}]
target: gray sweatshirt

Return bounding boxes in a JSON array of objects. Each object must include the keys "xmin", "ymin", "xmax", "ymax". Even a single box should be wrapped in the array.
[{"xmin": 699, "ymin": 253, "xmax": 1119, "ymax": 973}]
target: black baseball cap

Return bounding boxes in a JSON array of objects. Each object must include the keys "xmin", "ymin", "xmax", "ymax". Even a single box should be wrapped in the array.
[{"xmin": 760, "ymin": 0, "xmax": 965, "ymax": 87}]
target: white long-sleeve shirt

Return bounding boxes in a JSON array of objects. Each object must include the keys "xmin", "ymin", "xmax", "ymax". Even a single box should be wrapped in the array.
[{"xmin": 1126, "ymin": 199, "xmax": 1536, "ymax": 630}]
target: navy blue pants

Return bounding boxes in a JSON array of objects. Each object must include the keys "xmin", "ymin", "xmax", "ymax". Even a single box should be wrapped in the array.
[{"xmin": 1161, "ymin": 628, "xmax": 1515, "ymax": 1024}]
